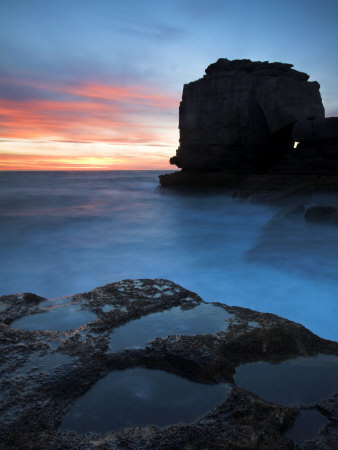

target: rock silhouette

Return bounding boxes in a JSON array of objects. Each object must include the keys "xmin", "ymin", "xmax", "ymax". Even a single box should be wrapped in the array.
[{"xmin": 160, "ymin": 59, "xmax": 338, "ymax": 189}]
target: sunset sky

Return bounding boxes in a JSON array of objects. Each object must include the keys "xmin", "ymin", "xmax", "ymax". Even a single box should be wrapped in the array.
[{"xmin": 1, "ymin": 0, "xmax": 338, "ymax": 170}]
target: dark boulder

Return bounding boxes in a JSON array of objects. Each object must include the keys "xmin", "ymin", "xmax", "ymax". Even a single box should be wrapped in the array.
[
  {"xmin": 169, "ymin": 58, "xmax": 324, "ymax": 173},
  {"xmin": 159, "ymin": 60, "xmax": 338, "ymax": 192},
  {"xmin": 293, "ymin": 117, "xmax": 338, "ymax": 142}
]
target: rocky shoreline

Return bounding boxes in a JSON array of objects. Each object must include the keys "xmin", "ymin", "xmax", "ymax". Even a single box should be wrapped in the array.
[{"xmin": 1, "ymin": 279, "xmax": 338, "ymax": 449}]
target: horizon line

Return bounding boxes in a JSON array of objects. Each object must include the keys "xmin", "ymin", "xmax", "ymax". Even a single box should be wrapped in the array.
[{"xmin": 0, "ymin": 168, "xmax": 176, "ymax": 172}]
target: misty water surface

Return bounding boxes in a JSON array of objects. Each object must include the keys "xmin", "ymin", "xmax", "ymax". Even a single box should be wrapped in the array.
[{"xmin": 1, "ymin": 171, "xmax": 338, "ymax": 340}]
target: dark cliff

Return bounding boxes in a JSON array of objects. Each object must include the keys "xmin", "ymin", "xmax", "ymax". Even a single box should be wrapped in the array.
[{"xmin": 160, "ymin": 59, "xmax": 338, "ymax": 189}]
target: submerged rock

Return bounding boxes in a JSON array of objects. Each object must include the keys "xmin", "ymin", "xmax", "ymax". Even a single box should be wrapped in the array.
[
  {"xmin": 305, "ymin": 205, "xmax": 338, "ymax": 224},
  {"xmin": 245, "ymin": 203, "xmax": 338, "ymax": 277},
  {"xmin": 1, "ymin": 279, "xmax": 338, "ymax": 449}
]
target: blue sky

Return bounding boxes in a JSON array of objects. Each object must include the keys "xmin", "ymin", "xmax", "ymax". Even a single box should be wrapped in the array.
[{"xmin": 0, "ymin": 0, "xmax": 337, "ymax": 169}]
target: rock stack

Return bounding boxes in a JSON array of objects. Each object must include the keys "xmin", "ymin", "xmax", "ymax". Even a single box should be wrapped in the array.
[{"xmin": 160, "ymin": 59, "xmax": 338, "ymax": 189}]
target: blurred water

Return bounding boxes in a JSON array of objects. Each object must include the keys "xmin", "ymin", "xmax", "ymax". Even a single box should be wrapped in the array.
[{"xmin": 1, "ymin": 171, "xmax": 338, "ymax": 340}]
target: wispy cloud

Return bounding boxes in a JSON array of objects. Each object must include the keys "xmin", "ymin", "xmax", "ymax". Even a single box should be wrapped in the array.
[
  {"xmin": 115, "ymin": 21, "xmax": 185, "ymax": 41},
  {"xmin": 0, "ymin": 98, "xmax": 157, "ymax": 142},
  {"xmin": 63, "ymin": 81, "xmax": 179, "ymax": 109},
  {"xmin": 0, "ymin": 76, "xmax": 179, "ymax": 107},
  {"xmin": 0, "ymin": 77, "xmax": 179, "ymax": 145}
]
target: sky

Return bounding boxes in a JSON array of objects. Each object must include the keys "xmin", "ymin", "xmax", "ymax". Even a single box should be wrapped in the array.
[{"xmin": 0, "ymin": 0, "xmax": 337, "ymax": 170}]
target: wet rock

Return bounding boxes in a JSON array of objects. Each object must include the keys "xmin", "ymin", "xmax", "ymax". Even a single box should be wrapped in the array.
[
  {"xmin": 1, "ymin": 279, "xmax": 338, "ymax": 449},
  {"xmin": 318, "ymin": 393, "xmax": 338, "ymax": 420},
  {"xmin": 233, "ymin": 184, "xmax": 313, "ymax": 206},
  {"xmin": 159, "ymin": 169, "xmax": 240, "ymax": 187},
  {"xmin": 305, "ymin": 206, "xmax": 338, "ymax": 224},
  {"xmin": 0, "ymin": 293, "xmax": 47, "ymax": 324}
]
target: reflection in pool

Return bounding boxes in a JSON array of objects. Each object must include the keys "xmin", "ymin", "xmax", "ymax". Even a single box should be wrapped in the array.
[
  {"xmin": 60, "ymin": 367, "xmax": 231, "ymax": 433},
  {"xmin": 109, "ymin": 303, "xmax": 231, "ymax": 352},
  {"xmin": 234, "ymin": 354, "xmax": 338, "ymax": 406},
  {"xmin": 285, "ymin": 409, "xmax": 328, "ymax": 445},
  {"xmin": 11, "ymin": 303, "xmax": 96, "ymax": 331}
]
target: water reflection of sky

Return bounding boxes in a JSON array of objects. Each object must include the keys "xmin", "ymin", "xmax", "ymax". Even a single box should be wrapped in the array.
[
  {"xmin": 285, "ymin": 409, "xmax": 328, "ymax": 445},
  {"xmin": 109, "ymin": 303, "xmax": 231, "ymax": 352},
  {"xmin": 234, "ymin": 354, "xmax": 338, "ymax": 406},
  {"xmin": 60, "ymin": 367, "xmax": 231, "ymax": 433},
  {"xmin": 11, "ymin": 303, "xmax": 96, "ymax": 331},
  {"xmin": 2, "ymin": 171, "xmax": 338, "ymax": 340}
]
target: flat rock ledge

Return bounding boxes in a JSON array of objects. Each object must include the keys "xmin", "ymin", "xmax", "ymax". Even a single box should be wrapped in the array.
[{"xmin": 1, "ymin": 279, "xmax": 338, "ymax": 449}]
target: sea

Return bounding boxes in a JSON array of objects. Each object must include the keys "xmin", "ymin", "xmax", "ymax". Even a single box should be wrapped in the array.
[{"xmin": 1, "ymin": 170, "xmax": 338, "ymax": 341}]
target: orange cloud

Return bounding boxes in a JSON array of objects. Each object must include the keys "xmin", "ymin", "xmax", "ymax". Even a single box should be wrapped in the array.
[
  {"xmin": 0, "ymin": 77, "xmax": 179, "ymax": 169},
  {"xmin": 0, "ymin": 76, "xmax": 179, "ymax": 110},
  {"xmin": 60, "ymin": 82, "xmax": 179, "ymax": 110},
  {"xmin": 0, "ymin": 98, "xmax": 163, "ymax": 142}
]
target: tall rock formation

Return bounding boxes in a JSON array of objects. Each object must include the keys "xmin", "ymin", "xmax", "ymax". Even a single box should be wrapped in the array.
[
  {"xmin": 293, "ymin": 117, "xmax": 338, "ymax": 142},
  {"xmin": 160, "ymin": 59, "xmax": 326, "ymax": 186}
]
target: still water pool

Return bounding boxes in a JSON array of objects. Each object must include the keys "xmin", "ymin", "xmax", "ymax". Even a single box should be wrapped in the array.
[
  {"xmin": 234, "ymin": 354, "xmax": 338, "ymax": 406},
  {"xmin": 109, "ymin": 303, "xmax": 231, "ymax": 352},
  {"xmin": 60, "ymin": 367, "xmax": 231, "ymax": 433}
]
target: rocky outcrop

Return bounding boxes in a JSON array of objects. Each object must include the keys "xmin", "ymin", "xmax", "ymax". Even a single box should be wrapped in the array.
[
  {"xmin": 1, "ymin": 279, "xmax": 338, "ymax": 449},
  {"xmin": 160, "ymin": 59, "xmax": 338, "ymax": 191},
  {"xmin": 168, "ymin": 59, "xmax": 324, "ymax": 172},
  {"xmin": 293, "ymin": 117, "xmax": 338, "ymax": 142}
]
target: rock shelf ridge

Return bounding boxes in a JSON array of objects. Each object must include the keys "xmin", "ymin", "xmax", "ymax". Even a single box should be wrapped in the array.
[{"xmin": 1, "ymin": 278, "xmax": 338, "ymax": 448}]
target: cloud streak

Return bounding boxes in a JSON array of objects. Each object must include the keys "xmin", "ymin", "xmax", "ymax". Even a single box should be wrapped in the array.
[
  {"xmin": 0, "ymin": 98, "xmax": 159, "ymax": 142},
  {"xmin": 0, "ymin": 77, "xmax": 179, "ymax": 140},
  {"xmin": 0, "ymin": 76, "xmax": 179, "ymax": 108}
]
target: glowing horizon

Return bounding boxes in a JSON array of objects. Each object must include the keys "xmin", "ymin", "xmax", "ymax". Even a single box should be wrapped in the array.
[{"xmin": 0, "ymin": 149, "xmax": 173, "ymax": 171}]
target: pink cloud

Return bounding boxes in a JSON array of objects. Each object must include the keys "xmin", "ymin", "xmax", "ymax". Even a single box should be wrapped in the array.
[{"xmin": 0, "ymin": 77, "xmax": 179, "ymax": 143}]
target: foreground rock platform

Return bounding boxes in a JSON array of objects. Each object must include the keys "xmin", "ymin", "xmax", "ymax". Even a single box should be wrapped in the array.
[{"xmin": 1, "ymin": 279, "xmax": 338, "ymax": 449}]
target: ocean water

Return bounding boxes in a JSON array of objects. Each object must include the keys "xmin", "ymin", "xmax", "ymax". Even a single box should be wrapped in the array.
[{"xmin": 1, "ymin": 170, "xmax": 338, "ymax": 340}]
